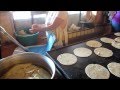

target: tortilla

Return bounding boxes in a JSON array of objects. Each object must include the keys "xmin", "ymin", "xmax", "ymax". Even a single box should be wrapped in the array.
[
  {"xmin": 111, "ymin": 41, "xmax": 120, "ymax": 49},
  {"xmin": 85, "ymin": 64, "xmax": 110, "ymax": 79},
  {"xmin": 114, "ymin": 32, "xmax": 120, "ymax": 36},
  {"xmin": 107, "ymin": 62, "xmax": 120, "ymax": 78},
  {"xmin": 57, "ymin": 53, "xmax": 77, "ymax": 65},
  {"xmin": 94, "ymin": 47, "xmax": 113, "ymax": 57},
  {"xmin": 73, "ymin": 47, "xmax": 92, "ymax": 57},
  {"xmin": 100, "ymin": 37, "xmax": 114, "ymax": 44},
  {"xmin": 86, "ymin": 40, "xmax": 102, "ymax": 48},
  {"xmin": 114, "ymin": 37, "xmax": 120, "ymax": 43}
]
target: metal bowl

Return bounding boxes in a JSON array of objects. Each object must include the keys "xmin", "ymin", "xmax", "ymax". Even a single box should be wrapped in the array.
[{"xmin": 0, "ymin": 52, "xmax": 56, "ymax": 79}]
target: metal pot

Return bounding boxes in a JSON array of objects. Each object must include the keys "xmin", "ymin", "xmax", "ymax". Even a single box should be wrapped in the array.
[{"xmin": 0, "ymin": 52, "xmax": 56, "ymax": 79}]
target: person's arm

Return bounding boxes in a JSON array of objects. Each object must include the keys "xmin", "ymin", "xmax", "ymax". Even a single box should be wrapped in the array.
[
  {"xmin": 47, "ymin": 17, "xmax": 64, "ymax": 30},
  {"xmin": 30, "ymin": 15, "xmax": 64, "ymax": 33}
]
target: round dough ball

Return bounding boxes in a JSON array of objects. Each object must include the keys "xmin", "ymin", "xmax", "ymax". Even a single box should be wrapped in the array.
[
  {"xmin": 73, "ymin": 47, "xmax": 92, "ymax": 57},
  {"xmin": 94, "ymin": 47, "xmax": 113, "ymax": 57},
  {"xmin": 85, "ymin": 64, "xmax": 110, "ymax": 79},
  {"xmin": 57, "ymin": 53, "xmax": 77, "ymax": 65},
  {"xmin": 86, "ymin": 40, "xmax": 102, "ymax": 48}
]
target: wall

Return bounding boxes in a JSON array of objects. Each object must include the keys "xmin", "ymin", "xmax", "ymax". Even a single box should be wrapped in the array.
[
  {"xmin": 14, "ymin": 12, "xmax": 80, "ymax": 30},
  {"xmin": 68, "ymin": 14, "xmax": 80, "ymax": 27},
  {"xmin": 0, "ymin": 11, "xmax": 15, "ymax": 43}
]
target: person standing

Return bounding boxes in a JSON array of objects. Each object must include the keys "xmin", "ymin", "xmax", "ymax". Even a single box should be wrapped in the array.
[{"xmin": 30, "ymin": 11, "xmax": 69, "ymax": 47}]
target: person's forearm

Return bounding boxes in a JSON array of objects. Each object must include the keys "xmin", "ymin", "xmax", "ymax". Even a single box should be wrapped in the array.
[
  {"xmin": 40, "ymin": 23, "xmax": 62, "ymax": 31},
  {"xmin": 38, "ymin": 17, "xmax": 64, "ymax": 31}
]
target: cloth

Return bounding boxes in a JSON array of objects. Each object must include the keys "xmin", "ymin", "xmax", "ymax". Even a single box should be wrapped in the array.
[{"xmin": 109, "ymin": 11, "xmax": 120, "ymax": 32}]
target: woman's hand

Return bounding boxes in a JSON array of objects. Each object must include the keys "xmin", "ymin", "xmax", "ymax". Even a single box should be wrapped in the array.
[{"xmin": 29, "ymin": 24, "xmax": 46, "ymax": 33}]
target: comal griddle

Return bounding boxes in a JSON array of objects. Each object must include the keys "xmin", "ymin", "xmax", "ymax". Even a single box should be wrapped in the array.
[{"xmin": 47, "ymin": 33, "xmax": 120, "ymax": 79}]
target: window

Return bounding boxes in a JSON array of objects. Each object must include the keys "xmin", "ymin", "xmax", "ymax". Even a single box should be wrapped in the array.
[
  {"xmin": 81, "ymin": 11, "xmax": 97, "ymax": 16},
  {"xmin": 92, "ymin": 11, "xmax": 97, "ymax": 15},
  {"xmin": 12, "ymin": 11, "xmax": 31, "ymax": 20},
  {"xmin": 68, "ymin": 11, "xmax": 80, "ymax": 15},
  {"xmin": 12, "ymin": 11, "xmax": 47, "ymax": 31},
  {"xmin": 33, "ymin": 14, "xmax": 46, "ymax": 18}
]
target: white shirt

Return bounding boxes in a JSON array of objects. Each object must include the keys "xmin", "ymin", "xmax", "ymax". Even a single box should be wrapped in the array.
[{"xmin": 45, "ymin": 11, "xmax": 59, "ymax": 26}]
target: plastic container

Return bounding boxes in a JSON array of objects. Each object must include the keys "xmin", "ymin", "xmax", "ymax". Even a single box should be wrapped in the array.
[{"xmin": 15, "ymin": 30, "xmax": 39, "ymax": 46}]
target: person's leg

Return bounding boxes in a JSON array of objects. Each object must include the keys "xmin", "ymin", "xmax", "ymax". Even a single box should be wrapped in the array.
[
  {"xmin": 63, "ymin": 27, "xmax": 68, "ymax": 46},
  {"xmin": 54, "ymin": 28, "xmax": 63, "ymax": 48},
  {"xmin": 59, "ymin": 28, "xmax": 63, "ymax": 46}
]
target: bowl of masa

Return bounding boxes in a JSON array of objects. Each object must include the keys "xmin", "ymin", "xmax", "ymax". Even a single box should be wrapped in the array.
[
  {"xmin": 0, "ymin": 52, "xmax": 56, "ymax": 79},
  {"xmin": 15, "ymin": 30, "xmax": 39, "ymax": 46}
]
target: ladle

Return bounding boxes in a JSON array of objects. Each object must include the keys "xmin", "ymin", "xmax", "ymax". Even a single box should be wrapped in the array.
[{"xmin": 0, "ymin": 26, "xmax": 29, "ymax": 52}]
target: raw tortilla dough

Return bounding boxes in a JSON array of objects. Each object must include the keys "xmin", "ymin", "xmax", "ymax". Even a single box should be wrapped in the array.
[
  {"xmin": 86, "ymin": 40, "xmax": 102, "ymax": 48},
  {"xmin": 57, "ymin": 53, "xmax": 77, "ymax": 65},
  {"xmin": 114, "ymin": 37, "xmax": 120, "ymax": 43},
  {"xmin": 100, "ymin": 37, "xmax": 114, "ymax": 44},
  {"xmin": 114, "ymin": 32, "xmax": 120, "ymax": 36},
  {"xmin": 111, "ymin": 41, "xmax": 120, "ymax": 49},
  {"xmin": 85, "ymin": 64, "xmax": 110, "ymax": 79},
  {"xmin": 94, "ymin": 47, "xmax": 113, "ymax": 57},
  {"xmin": 1, "ymin": 63, "xmax": 51, "ymax": 79},
  {"xmin": 73, "ymin": 47, "xmax": 92, "ymax": 57},
  {"xmin": 107, "ymin": 62, "xmax": 120, "ymax": 78}
]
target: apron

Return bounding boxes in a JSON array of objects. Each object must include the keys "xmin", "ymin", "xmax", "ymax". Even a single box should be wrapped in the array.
[
  {"xmin": 46, "ymin": 11, "xmax": 68, "ymax": 47},
  {"xmin": 54, "ymin": 22, "xmax": 68, "ymax": 47}
]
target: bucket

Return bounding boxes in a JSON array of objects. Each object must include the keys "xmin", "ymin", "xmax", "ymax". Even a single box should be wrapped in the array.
[{"xmin": 15, "ymin": 30, "xmax": 39, "ymax": 46}]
